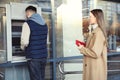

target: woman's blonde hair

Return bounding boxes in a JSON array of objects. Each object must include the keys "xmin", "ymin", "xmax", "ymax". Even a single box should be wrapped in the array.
[{"xmin": 91, "ymin": 9, "xmax": 107, "ymax": 46}]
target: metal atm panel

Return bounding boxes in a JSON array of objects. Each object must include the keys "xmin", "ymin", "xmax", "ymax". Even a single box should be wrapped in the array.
[{"xmin": 0, "ymin": 7, "xmax": 7, "ymax": 63}]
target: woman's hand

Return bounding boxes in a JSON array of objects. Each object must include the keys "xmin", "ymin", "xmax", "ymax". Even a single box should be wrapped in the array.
[
  {"xmin": 78, "ymin": 45, "xmax": 83, "ymax": 49},
  {"xmin": 75, "ymin": 40, "xmax": 85, "ymax": 53}
]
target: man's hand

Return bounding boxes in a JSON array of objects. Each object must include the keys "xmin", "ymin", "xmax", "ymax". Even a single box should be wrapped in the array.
[{"xmin": 21, "ymin": 44, "xmax": 28, "ymax": 50}]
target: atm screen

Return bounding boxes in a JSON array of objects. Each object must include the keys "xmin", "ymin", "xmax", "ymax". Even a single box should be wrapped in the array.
[{"xmin": 12, "ymin": 20, "xmax": 25, "ymax": 56}]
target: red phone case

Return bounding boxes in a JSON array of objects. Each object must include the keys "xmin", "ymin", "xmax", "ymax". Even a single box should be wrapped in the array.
[{"xmin": 76, "ymin": 40, "xmax": 86, "ymax": 47}]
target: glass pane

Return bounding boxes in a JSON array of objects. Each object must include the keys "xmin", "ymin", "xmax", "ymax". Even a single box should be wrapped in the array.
[
  {"xmin": 42, "ymin": 10, "xmax": 53, "ymax": 80},
  {"xmin": 0, "ymin": 7, "xmax": 7, "ymax": 63},
  {"xmin": 42, "ymin": 12, "xmax": 52, "ymax": 59},
  {"xmin": 52, "ymin": 0, "xmax": 83, "ymax": 80},
  {"xmin": 96, "ymin": 1, "xmax": 120, "ymax": 53},
  {"xmin": 54, "ymin": 0, "xmax": 83, "ymax": 58},
  {"xmin": 108, "ymin": 71, "xmax": 120, "ymax": 80},
  {"xmin": 97, "ymin": 2, "xmax": 120, "ymax": 74}
]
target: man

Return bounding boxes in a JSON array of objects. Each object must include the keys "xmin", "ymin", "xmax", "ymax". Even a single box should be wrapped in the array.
[{"xmin": 21, "ymin": 6, "xmax": 48, "ymax": 80}]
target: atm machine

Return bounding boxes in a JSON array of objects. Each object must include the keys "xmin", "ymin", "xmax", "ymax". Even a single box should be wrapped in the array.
[
  {"xmin": 0, "ymin": 3, "xmax": 41, "ymax": 80},
  {"xmin": 0, "ymin": 3, "xmax": 41, "ymax": 63}
]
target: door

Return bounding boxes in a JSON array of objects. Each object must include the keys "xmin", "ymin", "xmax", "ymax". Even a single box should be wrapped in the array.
[{"xmin": 51, "ymin": 0, "xmax": 83, "ymax": 80}]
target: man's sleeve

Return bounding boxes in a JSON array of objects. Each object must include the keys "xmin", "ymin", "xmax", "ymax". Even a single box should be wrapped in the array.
[{"xmin": 20, "ymin": 22, "xmax": 30, "ymax": 50}]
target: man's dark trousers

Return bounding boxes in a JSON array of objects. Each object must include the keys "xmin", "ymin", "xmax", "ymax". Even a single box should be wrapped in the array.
[{"xmin": 27, "ymin": 58, "xmax": 46, "ymax": 80}]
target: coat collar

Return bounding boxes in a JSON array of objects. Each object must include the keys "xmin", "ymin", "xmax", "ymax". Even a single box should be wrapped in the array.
[
  {"xmin": 86, "ymin": 27, "xmax": 101, "ymax": 47},
  {"xmin": 92, "ymin": 24, "xmax": 98, "ymax": 30},
  {"xmin": 92, "ymin": 27, "xmax": 100, "ymax": 34}
]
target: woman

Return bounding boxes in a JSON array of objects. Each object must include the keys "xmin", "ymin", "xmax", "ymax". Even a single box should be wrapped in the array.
[{"xmin": 78, "ymin": 9, "xmax": 107, "ymax": 80}]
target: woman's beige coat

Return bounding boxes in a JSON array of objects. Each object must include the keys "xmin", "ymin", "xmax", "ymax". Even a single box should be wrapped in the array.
[{"xmin": 79, "ymin": 27, "xmax": 107, "ymax": 80}]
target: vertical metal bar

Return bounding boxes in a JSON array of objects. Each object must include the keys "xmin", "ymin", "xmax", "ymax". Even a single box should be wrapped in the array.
[
  {"xmin": 51, "ymin": 0, "xmax": 57, "ymax": 80},
  {"xmin": 6, "ymin": 4, "xmax": 12, "ymax": 62}
]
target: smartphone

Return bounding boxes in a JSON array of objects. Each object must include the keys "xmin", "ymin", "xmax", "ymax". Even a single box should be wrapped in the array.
[{"xmin": 75, "ymin": 40, "xmax": 86, "ymax": 47}]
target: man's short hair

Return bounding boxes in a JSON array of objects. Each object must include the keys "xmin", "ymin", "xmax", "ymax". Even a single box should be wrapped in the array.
[{"xmin": 25, "ymin": 6, "xmax": 37, "ymax": 13}]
